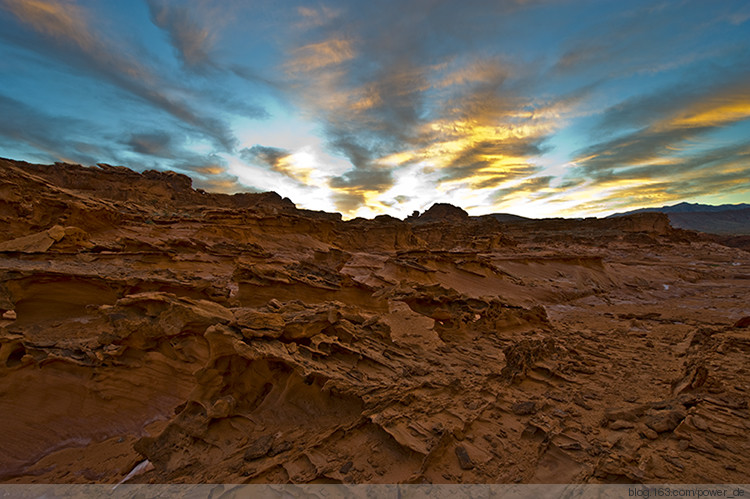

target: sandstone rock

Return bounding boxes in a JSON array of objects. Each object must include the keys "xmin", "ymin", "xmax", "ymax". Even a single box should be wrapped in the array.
[
  {"xmin": 47, "ymin": 225, "xmax": 66, "ymax": 241},
  {"xmin": 691, "ymin": 415, "xmax": 709, "ymax": 431},
  {"xmin": 234, "ymin": 309, "xmax": 285, "ymax": 338},
  {"xmin": 268, "ymin": 440, "xmax": 293, "ymax": 457},
  {"xmin": 672, "ymin": 362, "xmax": 709, "ymax": 395},
  {"xmin": 511, "ymin": 401, "xmax": 537, "ymax": 415},
  {"xmin": 610, "ymin": 420, "xmax": 635, "ymax": 430},
  {"xmin": 645, "ymin": 409, "xmax": 686, "ymax": 433},
  {"xmin": 243, "ymin": 435, "xmax": 274, "ymax": 461},
  {"xmin": 501, "ymin": 338, "xmax": 558, "ymax": 380},
  {"xmin": 635, "ymin": 423, "xmax": 659, "ymax": 440},
  {"xmin": 108, "ymin": 292, "xmax": 233, "ymax": 339},
  {"xmin": 415, "ymin": 203, "xmax": 469, "ymax": 223},
  {"xmin": 207, "ymin": 396, "xmax": 236, "ymax": 419},
  {"xmin": 0, "ymin": 225, "xmax": 65, "ymax": 253},
  {"xmin": 455, "ymin": 446, "xmax": 474, "ymax": 470},
  {"xmin": 281, "ymin": 304, "xmax": 341, "ymax": 340},
  {"xmin": 1, "ymin": 158, "xmax": 748, "ymax": 485}
]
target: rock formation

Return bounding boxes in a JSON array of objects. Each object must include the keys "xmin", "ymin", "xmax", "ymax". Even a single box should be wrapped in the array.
[{"xmin": 1, "ymin": 158, "xmax": 748, "ymax": 484}]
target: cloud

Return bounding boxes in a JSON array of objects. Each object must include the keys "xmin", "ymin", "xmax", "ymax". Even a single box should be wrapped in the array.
[
  {"xmin": 157, "ymin": 152, "xmax": 247, "ymax": 194},
  {"xmin": 171, "ymin": 153, "xmax": 228, "ymax": 177},
  {"xmin": 123, "ymin": 131, "xmax": 177, "ymax": 157},
  {"xmin": 551, "ymin": 2, "xmax": 734, "ymax": 78},
  {"xmin": 594, "ymin": 67, "xmax": 750, "ymax": 135},
  {"xmin": 286, "ymin": 38, "xmax": 355, "ymax": 73},
  {"xmin": 241, "ymin": 145, "xmax": 291, "ymax": 171},
  {"xmin": 726, "ymin": 4, "xmax": 750, "ymax": 25},
  {"xmin": 278, "ymin": 1, "xmax": 573, "ymax": 215},
  {"xmin": 562, "ymin": 167, "xmax": 750, "ymax": 216},
  {"xmin": 240, "ymin": 144, "xmax": 320, "ymax": 186},
  {"xmin": 0, "ymin": 0, "xmax": 237, "ymax": 151},
  {"xmin": 590, "ymin": 142, "xmax": 750, "ymax": 184},
  {"xmin": 0, "ymin": 0, "xmax": 91, "ymax": 48},
  {"xmin": 120, "ymin": 131, "xmax": 243, "ymax": 185},
  {"xmin": 146, "ymin": 0, "xmax": 214, "ymax": 71},
  {"xmin": 552, "ymin": 139, "xmax": 750, "ymax": 216},
  {"xmin": 144, "ymin": 1, "xmax": 272, "ymax": 120},
  {"xmin": 328, "ymin": 167, "xmax": 394, "ymax": 212},
  {"xmin": 492, "ymin": 175, "xmax": 554, "ymax": 203},
  {"xmin": 438, "ymin": 138, "xmax": 546, "ymax": 182},
  {"xmin": 0, "ymin": 93, "xmax": 106, "ymax": 164},
  {"xmin": 574, "ymin": 70, "xmax": 750, "ymax": 181},
  {"xmin": 295, "ymin": 4, "xmax": 341, "ymax": 29},
  {"xmin": 209, "ymin": 92, "xmax": 270, "ymax": 120},
  {"xmin": 0, "ymin": 91, "xmax": 245, "ymax": 193}
]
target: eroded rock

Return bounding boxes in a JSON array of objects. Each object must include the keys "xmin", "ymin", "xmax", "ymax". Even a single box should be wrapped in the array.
[{"xmin": 1, "ymin": 158, "xmax": 748, "ymax": 485}]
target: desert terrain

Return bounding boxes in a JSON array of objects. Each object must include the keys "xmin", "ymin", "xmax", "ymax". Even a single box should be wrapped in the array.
[{"xmin": 0, "ymin": 158, "xmax": 748, "ymax": 484}]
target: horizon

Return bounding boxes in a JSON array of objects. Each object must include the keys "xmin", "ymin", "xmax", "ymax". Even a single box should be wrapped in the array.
[
  {"xmin": 5, "ymin": 155, "xmax": 749, "ymax": 222},
  {"xmin": 1, "ymin": 1, "xmax": 749, "ymax": 219}
]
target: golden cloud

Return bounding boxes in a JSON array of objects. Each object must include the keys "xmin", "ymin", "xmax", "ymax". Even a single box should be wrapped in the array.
[
  {"xmin": 194, "ymin": 166, "xmax": 224, "ymax": 175},
  {"xmin": 671, "ymin": 100, "xmax": 750, "ymax": 128},
  {"xmin": 287, "ymin": 38, "xmax": 355, "ymax": 73}
]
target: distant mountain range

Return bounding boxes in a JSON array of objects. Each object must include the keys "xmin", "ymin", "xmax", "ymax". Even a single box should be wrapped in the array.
[{"xmin": 609, "ymin": 202, "xmax": 750, "ymax": 235}]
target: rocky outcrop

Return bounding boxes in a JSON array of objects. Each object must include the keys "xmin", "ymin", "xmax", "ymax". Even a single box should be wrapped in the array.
[{"xmin": 414, "ymin": 203, "xmax": 470, "ymax": 223}]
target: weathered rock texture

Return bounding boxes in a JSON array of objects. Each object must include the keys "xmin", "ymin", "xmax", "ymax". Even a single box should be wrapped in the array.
[{"xmin": 1, "ymin": 158, "xmax": 749, "ymax": 484}]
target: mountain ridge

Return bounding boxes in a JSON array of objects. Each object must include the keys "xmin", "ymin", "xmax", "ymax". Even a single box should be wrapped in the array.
[
  {"xmin": 610, "ymin": 202, "xmax": 750, "ymax": 235},
  {"xmin": 609, "ymin": 201, "xmax": 750, "ymax": 216}
]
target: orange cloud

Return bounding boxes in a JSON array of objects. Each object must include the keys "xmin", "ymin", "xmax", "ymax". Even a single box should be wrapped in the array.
[
  {"xmin": 194, "ymin": 166, "xmax": 224, "ymax": 175},
  {"xmin": 1, "ymin": 0, "xmax": 93, "ymax": 49},
  {"xmin": 287, "ymin": 38, "xmax": 355, "ymax": 73}
]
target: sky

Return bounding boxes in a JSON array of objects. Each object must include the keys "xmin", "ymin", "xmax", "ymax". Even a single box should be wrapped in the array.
[{"xmin": 1, "ymin": 0, "xmax": 749, "ymax": 219}]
